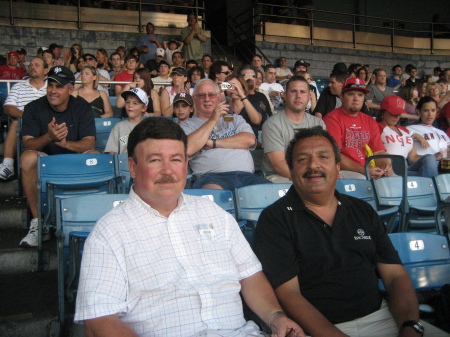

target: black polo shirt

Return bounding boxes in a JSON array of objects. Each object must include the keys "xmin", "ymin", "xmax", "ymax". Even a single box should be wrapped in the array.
[
  {"xmin": 254, "ymin": 186, "xmax": 401, "ymax": 324},
  {"xmin": 22, "ymin": 95, "xmax": 95, "ymax": 155}
]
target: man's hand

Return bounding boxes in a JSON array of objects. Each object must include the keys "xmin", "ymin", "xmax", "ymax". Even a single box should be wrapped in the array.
[
  {"xmin": 210, "ymin": 100, "xmax": 229, "ymax": 123},
  {"xmin": 368, "ymin": 166, "xmax": 385, "ymax": 179},
  {"xmin": 270, "ymin": 313, "xmax": 305, "ymax": 337},
  {"xmin": 269, "ymin": 91, "xmax": 280, "ymax": 99},
  {"xmin": 150, "ymin": 38, "xmax": 158, "ymax": 44},
  {"xmin": 47, "ymin": 117, "xmax": 68, "ymax": 142}
]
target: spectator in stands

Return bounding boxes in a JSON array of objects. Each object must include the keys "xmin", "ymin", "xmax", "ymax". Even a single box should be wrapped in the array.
[
  {"xmin": 75, "ymin": 57, "xmax": 84, "ymax": 74},
  {"xmin": 260, "ymin": 64, "xmax": 284, "ymax": 108},
  {"xmin": 275, "ymin": 57, "xmax": 293, "ymax": 83},
  {"xmin": 42, "ymin": 50, "xmax": 56, "ymax": 68},
  {"xmin": 75, "ymin": 117, "xmax": 303, "ymax": 337},
  {"xmin": 408, "ymin": 96, "xmax": 450, "ymax": 160},
  {"xmin": 224, "ymin": 73, "xmax": 265, "ymax": 139},
  {"xmin": 362, "ymin": 64, "xmax": 374, "ymax": 85},
  {"xmin": 323, "ymin": 77, "xmax": 392, "ymax": 179},
  {"xmin": 136, "ymin": 22, "xmax": 162, "ymax": 66},
  {"xmin": 71, "ymin": 43, "xmax": 83, "ymax": 60},
  {"xmin": 152, "ymin": 60, "xmax": 172, "ymax": 92},
  {"xmin": 262, "ymin": 76, "xmax": 325, "ymax": 183},
  {"xmin": 401, "ymin": 63, "xmax": 414, "ymax": 82},
  {"xmin": 163, "ymin": 39, "xmax": 184, "ymax": 65},
  {"xmin": 252, "ymin": 54, "xmax": 264, "ymax": 72},
  {"xmin": 105, "ymin": 88, "xmax": 147, "ymax": 155},
  {"xmin": 144, "ymin": 48, "xmax": 164, "ymax": 77},
  {"xmin": 240, "ymin": 64, "xmax": 272, "ymax": 118},
  {"xmin": 432, "ymin": 66, "xmax": 442, "ymax": 82},
  {"xmin": 397, "ymin": 84, "xmax": 420, "ymax": 125},
  {"xmin": 253, "ymin": 126, "xmax": 445, "ymax": 337},
  {"xmin": 0, "ymin": 57, "xmax": 48, "ymax": 181},
  {"xmin": 96, "ymin": 48, "xmax": 111, "ymax": 71},
  {"xmin": 201, "ymin": 54, "xmax": 213, "ymax": 78},
  {"xmin": 294, "ymin": 70, "xmax": 317, "ymax": 114},
  {"xmin": 254, "ymin": 67, "xmax": 274, "ymax": 115},
  {"xmin": 173, "ymin": 92, "xmax": 194, "ymax": 124},
  {"xmin": 426, "ymin": 82, "xmax": 443, "ymax": 105},
  {"xmin": 366, "ymin": 68, "xmax": 394, "ymax": 114},
  {"xmin": 19, "ymin": 66, "xmax": 96, "ymax": 247},
  {"xmin": 161, "ymin": 67, "xmax": 192, "ymax": 117},
  {"xmin": 0, "ymin": 51, "xmax": 26, "ymax": 79},
  {"xmin": 16, "ymin": 48, "xmax": 28, "ymax": 74},
  {"xmin": 69, "ymin": 46, "xmax": 81, "ymax": 73},
  {"xmin": 116, "ymin": 46, "xmax": 126, "ymax": 61},
  {"xmin": 387, "ymin": 64, "xmax": 405, "ymax": 91},
  {"xmin": 72, "ymin": 65, "xmax": 113, "ymax": 118},
  {"xmin": 116, "ymin": 68, "xmax": 161, "ymax": 117},
  {"xmin": 114, "ymin": 54, "xmax": 138, "ymax": 96},
  {"xmin": 347, "ymin": 63, "xmax": 362, "ymax": 78},
  {"xmin": 377, "ymin": 95, "xmax": 438, "ymax": 177},
  {"xmin": 209, "ymin": 60, "xmax": 232, "ymax": 85},
  {"xmin": 356, "ymin": 67, "xmax": 367, "ymax": 82},
  {"xmin": 109, "ymin": 52, "xmax": 124, "ymax": 82},
  {"xmin": 81, "ymin": 53, "xmax": 111, "ymax": 96},
  {"xmin": 405, "ymin": 66, "xmax": 419, "ymax": 87},
  {"xmin": 442, "ymin": 102, "xmax": 450, "ymax": 137},
  {"xmin": 293, "ymin": 60, "xmax": 309, "ymax": 73},
  {"xmin": 185, "ymin": 59, "xmax": 198, "ymax": 70},
  {"xmin": 171, "ymin": 51, "xmax": 185, "ymax": 69},
  {"xmin": 180, "ymin": 79, "xmax": 271, "ymax": 189},
  {"xmin": 48, "ymin": 43, "xmax": 63, "ymax": 62},
  {"xmin": 181, "ymin": 13, "xmax": 207, "ymax": 62},
  {"xmin": 187, "ymin": 65, "xmax": 205, "ymax": 88},
  {"xmin": 313, "ymin": 70, "xmax": 348, "ymax": 119}
]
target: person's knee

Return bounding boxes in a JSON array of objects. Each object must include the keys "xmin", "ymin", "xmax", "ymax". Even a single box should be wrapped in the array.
[
  {"xmin": 201, "ymin": 183, "xmax": 223, "ymax": 189},
  {"xmin": 20, "ymin": 151, "xmax": 39, "ymax": 171}
]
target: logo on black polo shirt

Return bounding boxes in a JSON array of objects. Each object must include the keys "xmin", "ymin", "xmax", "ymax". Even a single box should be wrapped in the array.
[{"xmin": 354, "ymin": 229, "xmax": 372, "ymax": 240}]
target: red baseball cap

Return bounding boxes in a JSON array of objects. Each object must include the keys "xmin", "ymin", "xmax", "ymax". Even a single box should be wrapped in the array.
[
  {"xmin": 380, "ymin": 95, "xmax": 406, "ymax": 115},
  {"xmin": 341, "ymin": 77, "xmax": 370, "ymax": 94},
  {"xmin": 7, "ymin": 51, "xmax": 19, "ymax": 58}
]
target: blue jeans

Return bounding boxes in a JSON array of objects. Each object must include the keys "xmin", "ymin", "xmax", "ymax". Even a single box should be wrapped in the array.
[
  {"xmin": 192, "ymin": 171, "xmax": 271, "ymax": 190},
  {"xmin": 408, "ymin": 154, "xmax": 438, "ymax": 178}
]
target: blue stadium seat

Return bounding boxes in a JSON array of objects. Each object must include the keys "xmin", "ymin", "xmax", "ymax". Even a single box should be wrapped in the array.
[
  {"xmin": 94, "ymin": 117, "xmax": 121, "ymax": 152},
  {"xmin": 108, "ymin": 96, "xmax": 123, "ymax": 118},
  {"xmin": 115, "ymin": 153, "xmax": 132, "ymax": 193},
  {"xmin": 183, "ymin": 189, "xmax": 236, "ymax": 218}
]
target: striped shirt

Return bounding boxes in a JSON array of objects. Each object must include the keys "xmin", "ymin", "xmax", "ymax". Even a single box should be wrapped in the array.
[{"xmin": 4, "ymin": 79, "xmax": 47, "ymax": 111}]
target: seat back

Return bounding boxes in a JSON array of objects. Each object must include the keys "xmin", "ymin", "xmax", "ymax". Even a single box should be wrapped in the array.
[
  {"xmin": 406, "ymin": 177, "xmax": 438, "ymax": 209},
  {"xmin": 235, "ymin": 183, "xmax": 292, "ymax": 222},
  {"xmin": 388, "ymin": 233, "xmax": 450, "ymax": 290},
  {"xmin": 434, "ymin": 174, "xmax": 450, "ymax": 202},
  {"xmin": 336, "ymin": 179, "xmax": 376, "ymax": 206},
  {"xmin": 108, "ymin": 96, "xmax": 122, "ymax": 118},
  {"xmin": 184, "ymin": 189, "xmax": 236, "ymax": 218},
  {"xmin": 372, "ymin": 176, "xmax": 404, "ymax": 207},
  {"xmin": 116, "ymin": 153, "xmax": 132, "ymax": 193},
  {"xmin": 94, "ymin": 117, "xmax": 121, "ymax": 152}
]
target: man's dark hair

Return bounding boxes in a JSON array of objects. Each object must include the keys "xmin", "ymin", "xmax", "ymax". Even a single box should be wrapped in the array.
[
  {"xmin": 172, "ymin": 51, "xmax": 183, "ymax": 60},
  {"xmin": 110, "ymin": 52, "xmax": 121, "ymax": 60},
  {"xmin": 329, "ymin": 70, "xmax": 348, "ymax": 83},
  {"xmin": 252, "ymin": 54, "xmax": 262, "ymax": 61},
  {"xmin": 392, "ymin": 64, "xmax": 402, "ymax": 73},
  {"xmin": 264, "ymin": 64, "xmax": 276, "ymax": 72},
  {"xmin": 128, "ymin": 118, "xmax": 188, "ymax": 161},
  {"xmin": 238, "ymin": 64, "xmax": 258, "ymax": 74},
  {"xmin": 285, "ymin": 75, "xmax": 309, "ymax": 92},
  {"xmin": 187, "ymin": 65, "xmax": 205, "ymax": 81},
  {"xmin": 202, "ymin": 54, "xmax": 213, "ymax": 63},
  {"xmin": 43, "ymin": 50, "xmax": 55, "ymax": 59},
  {"xmin": 416, "ymin": 96, "xmax": 437, "ymax": 112},
  {"xmin": 125, "ymin": 54, "xmax": 138, "ymax": 63},
  {"xmin": 285, "ymin": 126, "xmax": 341, "ymax": 169},
  {"xmin": 83, "ymin": 53, "xmax": 97, "ymax": 62},
  {"xmin": 408, "ymin": 66, "xmax": 417, "ymax": 73},
  {"xmin": 209, "ymin": 60, "xmax": 231, "ymax": 82},
  {"xmin": 186, "ymin": 59, "xmax": 198, "ymax": 67}
]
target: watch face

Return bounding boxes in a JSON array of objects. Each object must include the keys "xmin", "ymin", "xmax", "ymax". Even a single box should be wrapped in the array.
[{"xmin": 414, "ymin": 321, "xmax": 424, "ymax": 334}]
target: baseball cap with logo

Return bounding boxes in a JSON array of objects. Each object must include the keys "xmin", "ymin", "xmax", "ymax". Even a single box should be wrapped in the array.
[
  {"xmin": 341, "ymin": 77, "xmax": 370, "ymax": 94},
  {"xmin": 173, "ymin": 92, "xmax": 193, "ymax": 106},
  {"xmin": 46, "ymin": 66, "xmax": 75, "ymax": 85},
  {"xmin": 16, "ymin": 48, "xmax": 27, "ymax": 55},
  {"xmin": 380, "ymin": 95, "xmax": 406, "ymax": 116},
  {"xmin": 171, "ymin": 67, "xmax": 187, "ymax": 77},
  {"xmin": 297, "ymin": 60, "xmax": 310, "ymax": 67},
  {"xmin": 156, "ymin": 48, "xmax": 165, "ymax": 57},
  {"xmin": 121, "ymin": 87, "xmax": 149, "ymax": 106},
  {"xmin": 7, "ymin": 51, "xmax": 19, "ymax": 58}
]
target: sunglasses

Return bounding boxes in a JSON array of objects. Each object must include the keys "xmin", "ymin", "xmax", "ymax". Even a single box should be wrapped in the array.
[
  {"xmin": 242, "ymin": 73, "xmax": 256, "ymax": 78},
  {"xmin": 85, "ymin": 57, "xmax": 94, "ymax": 61},
  {"xmin": 77, "ymin": 60, "xmax": 84, "ymax": 64},
  {"xmin": 220, "ymin": 71, "xmax": 231, "ymax": 75}
]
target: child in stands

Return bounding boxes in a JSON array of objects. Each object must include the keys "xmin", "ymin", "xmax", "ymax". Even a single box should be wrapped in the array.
[{"xmin": 173, "ymin": 92, "xmax": 194, "ymax": 125}]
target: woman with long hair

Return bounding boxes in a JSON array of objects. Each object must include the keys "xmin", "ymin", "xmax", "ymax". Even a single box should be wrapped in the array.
[
  {"xmin": 69, "ymin": 44, "xmax": 83, "ymax": 73},
  {"xmin": 397, "ymin": 84, "xmax": 420, "ymax": 125},
  {"xmin": 376, "ymin": 95, "xmax": 438, "ymax": 177},
  {"xmin": 96, "ymin": 48, "xmax": 112, "ymax": 71},
  {"xmin": 116, "ymin": 68, "xmax": 161, "ymax": 116},
  {"xmin": 187, "ymin": 66, "xmax": 205, "ymax": 89},
  {"xmin": 71, "ymin": 65, "xmax": 113, "ymax": 118}
]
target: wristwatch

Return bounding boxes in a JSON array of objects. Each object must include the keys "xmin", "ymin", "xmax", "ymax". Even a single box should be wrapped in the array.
[{"xmin": 400, "ymin": 320, "xmax": 424, "ymax": 336}]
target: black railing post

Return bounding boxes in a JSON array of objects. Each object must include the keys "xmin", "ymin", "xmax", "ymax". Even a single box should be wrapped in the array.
[
  {"xmin": 352, "ymin": 14, "xmax": 356, "ymax": 48},
  {"xmin": 77, "ymin": 0, "xmax": 81, "ymax": 29},
  {"xmin": 430, "ymin": 22, "xmax": 434, "ymax": 55},
  {"xmin": 138, "ymin": 0, "xmax": 142, "ymax": 33},
  {"xmin": 9, "ymin": 0, "xmax": 14, "ymax": 26},
  {"xmin": 391, "ymin": 19, "xmax": 395, "ymax": 52},
  {"xmin": 309, "ymin": 8, "xmax": 314, "ymax": 45}
]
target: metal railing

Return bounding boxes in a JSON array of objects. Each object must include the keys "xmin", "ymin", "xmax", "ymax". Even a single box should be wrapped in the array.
[
  {"xmin": 255, "ymin": 2, "xmax": 450, "ymax": 54},
  {"xmin": 6, "ymin": 0, "xmax": 206, "ymax": 32}
]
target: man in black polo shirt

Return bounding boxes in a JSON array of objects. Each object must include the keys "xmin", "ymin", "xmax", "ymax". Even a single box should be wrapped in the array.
[
  {"xmin": 253, "ymin": 127, "xmax": 445, "ymax": 336},
  {"xmin": 19, "ymin": 66, "xmax": 95, "ymax": 247}
]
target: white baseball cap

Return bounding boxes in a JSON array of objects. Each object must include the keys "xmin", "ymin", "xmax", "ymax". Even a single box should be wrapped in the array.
[
  {"xmin": 156, "ymin": 48, "xmax": 165, "ymax": 57},
  {"xmin": 121, "ymin": 87, "xmax": 149, "ymax": 106}
]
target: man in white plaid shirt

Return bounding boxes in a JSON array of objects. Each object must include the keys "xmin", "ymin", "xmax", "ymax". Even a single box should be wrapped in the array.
[{"xmin": 75, "ymin": 117, "xmax": 304, "ymax": 337}]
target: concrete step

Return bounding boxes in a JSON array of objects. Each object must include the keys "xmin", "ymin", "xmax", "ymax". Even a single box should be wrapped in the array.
[
  {"xmin": 0, "ymin": 195, "xmax": 27, "ymax": 229},
  {"xmin": 0, "ymin": 229, "xmax": 58, "ymax": 274},
  {"xmin": 0, "ymin": 270, "xmax": 60, "ymax": 337},
  {"xmin": 0, "ymin": 179, "xmax": 20, "ymax": 198}
]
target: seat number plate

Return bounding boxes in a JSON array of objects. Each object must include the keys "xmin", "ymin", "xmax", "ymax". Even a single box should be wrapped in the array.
[{"xmin": 409, "ymin": 240, "xmax": 424, "ymax": 251}]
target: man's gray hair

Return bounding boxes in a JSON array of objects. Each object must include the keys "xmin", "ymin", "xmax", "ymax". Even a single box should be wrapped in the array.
[{"xmin": 193, "ymin": 78, "xmax": 220, "ymax": 96}]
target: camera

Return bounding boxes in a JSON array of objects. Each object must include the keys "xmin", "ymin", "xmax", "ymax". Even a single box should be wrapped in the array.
[{"xmin": 221, "ymin": 82, "xmax": 232, "ymax": 90}]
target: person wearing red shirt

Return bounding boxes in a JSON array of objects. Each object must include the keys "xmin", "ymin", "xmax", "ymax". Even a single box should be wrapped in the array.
[{"xmin": 0, "ymin": 51, "xmax": 26, "ymax": 80}]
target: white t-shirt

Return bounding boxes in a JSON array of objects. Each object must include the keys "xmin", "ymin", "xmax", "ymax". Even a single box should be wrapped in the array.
[
  {"xmin": 378, "ymin": 123, "xmax": 412, "ymax": 158},
  {"xmin": 407, "ymin": 123, "xmax": 450, "ymax": 156}
]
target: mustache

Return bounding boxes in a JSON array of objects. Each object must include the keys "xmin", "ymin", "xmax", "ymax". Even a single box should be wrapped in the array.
[
  {"xmin": 303, "ymin": 170, "xmax": 326, "ymax": 178},
  {"xmin": 155, "ymin": 175, "xmax": 177, "ymax": 183}
]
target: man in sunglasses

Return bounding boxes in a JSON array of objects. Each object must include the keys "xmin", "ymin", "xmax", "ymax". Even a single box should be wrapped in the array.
[
  {"xmin": 19, "ymin": 66, "xmax": 96, "ymax": 247},
  {"xmin": 209, "ymin": 60, "xmax": 232, "ymax": 85},
  {"xmin": 323, "ymin": 77, "xmax": 392, "ymax": 179},
  {"xmin": 79, "ymin": 53, "xmax": 111, "ymax": 96}
]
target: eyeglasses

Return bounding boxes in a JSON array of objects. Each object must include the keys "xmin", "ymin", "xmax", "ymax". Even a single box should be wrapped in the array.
[
  {"xmin": 220, "ymin": 71, "xmax": 231, "ymax": 75},
  {"xmin": 77, "ymin": 60, "xmax": 84, "ymax": 64},
  {"xmin": 195, "ymin": 93, "xmax": 219, "ymax": 99},
  {"xmin": 242, "ymin": 73, "xmax": 256, "ymax": 78},
  {"xmin": 85, "ymin": 58, "xmax": 94, "ymax": 61}
]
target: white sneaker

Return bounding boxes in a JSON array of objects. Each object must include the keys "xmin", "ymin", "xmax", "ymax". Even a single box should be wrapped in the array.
[
  {"xmin": 19, "ymin": 219, "xmax": 51, "ymax": 247},
  {"xmin": 0, "ymin": 163, "xmax": 14, "ymax": 181}
]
